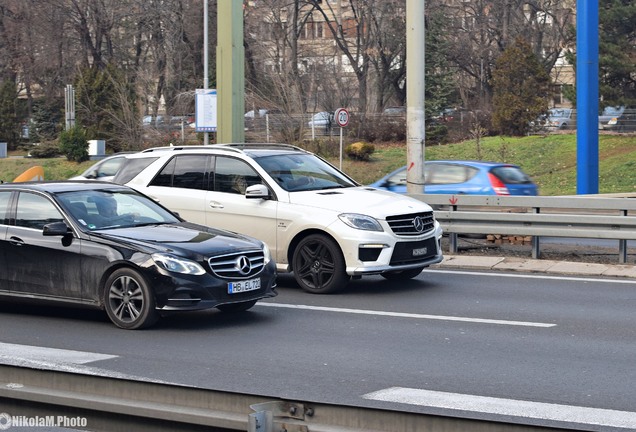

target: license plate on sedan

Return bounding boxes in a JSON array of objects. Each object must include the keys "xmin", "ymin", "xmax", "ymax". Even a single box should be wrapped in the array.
[{"xmin": 228, "ymin": 278, "xmax": 261, "ymax": 294}]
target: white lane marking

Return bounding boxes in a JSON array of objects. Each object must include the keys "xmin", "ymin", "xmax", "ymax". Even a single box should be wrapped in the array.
[
  {"xmin": 426, "ymin": 269, "xmax": 636, "ymax": 284},
  {"xmin": 258, "ymin": 303, "xmax": 555, "ymax": 328},
  {"xmin": 0, "ymin": 342, "xmax": 116, "ymax": 364},
  {"xmin": 0, "ymin": 342, "xmax": 177, "ymax": 384},
  {"xmin": 363, "ymin": 387, "xmax": 636, "ymax": 429}
]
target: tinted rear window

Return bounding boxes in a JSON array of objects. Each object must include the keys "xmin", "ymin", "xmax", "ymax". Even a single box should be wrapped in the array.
[
  {"xmin": 112, "ymin": 157, "xmax": 159, "ymax": 184},
  {"xmin": 0, "ymin": 191, "xmax": 11, "ymax": 223},
  {"xmin": 490, "ymin": 166, "xmax": 532, "ymax": 184},
  {"xmin": 150, "ymin": 155, "xmax": 210, "ymax": 190}
]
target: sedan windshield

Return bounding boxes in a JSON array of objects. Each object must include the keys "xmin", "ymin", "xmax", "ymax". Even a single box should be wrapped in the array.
[
  {"xmin": 255, "ymin": 153, "xmax": 358, "ymax": 192},
  {"xmin": 57, "ymin": 189, "xmax": 180, "ymax": 230}
]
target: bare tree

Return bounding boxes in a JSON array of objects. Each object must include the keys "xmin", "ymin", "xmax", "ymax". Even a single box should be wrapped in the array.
[
  {"xmin": 0, "ymin": 0, "xmax": 579, "ymax": 147},
  {"xmin": 244, "ymin": 0, "xmax": 325, "ymax": 114},
  {"xmin": 0, "ymin": 1, "xmax": 76, "ymax": 116},
  {"xmin": 366, "ymin": 1, "xmax": 407, "ymax": 110},
  {"xmin": 437, "ymin": 0, "xmax": 574, "ymax": 111},
  {"xmin": 307, "ymin": 0, "xmax": 375, "ymax": 114}
]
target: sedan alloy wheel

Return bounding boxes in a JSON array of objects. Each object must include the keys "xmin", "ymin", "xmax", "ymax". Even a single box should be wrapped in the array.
[{"xmin": 104, "ymin": 268, "xmax": 158, "ymax": 329}]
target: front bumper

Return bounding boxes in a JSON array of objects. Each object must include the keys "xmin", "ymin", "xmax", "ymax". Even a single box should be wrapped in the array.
[
  {"xmin": 148, "ymin": 262, "xmax": 277, "ymax": 312},
  {"xmin": 340, "ymin": 222, "xmax": 444, "ymax": 276}
]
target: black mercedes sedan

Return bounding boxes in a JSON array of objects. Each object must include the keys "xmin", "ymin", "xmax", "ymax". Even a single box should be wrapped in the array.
[{"xmin": 0, "ymin": 181, "xmax": 277, "ymax": 329}]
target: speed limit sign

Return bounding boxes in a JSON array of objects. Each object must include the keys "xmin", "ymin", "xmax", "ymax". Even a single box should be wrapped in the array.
[{"xmin": 334, "ymin": 108, "xmax": 349, "ymax": 128}]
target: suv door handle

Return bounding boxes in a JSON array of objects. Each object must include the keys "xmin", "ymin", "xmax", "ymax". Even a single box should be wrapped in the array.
[{"xmin": 209, "ymin": 201, "xmax": 224, "ymax": 209}]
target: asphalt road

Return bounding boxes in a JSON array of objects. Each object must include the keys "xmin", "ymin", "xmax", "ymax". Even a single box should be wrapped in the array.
[{"xmin": 1, "ymin": 269, "xmax": 636, "ymax": 430}]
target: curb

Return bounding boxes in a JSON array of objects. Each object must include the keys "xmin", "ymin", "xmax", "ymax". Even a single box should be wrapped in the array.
[{"xmin": 432, "ymin": 255, "xmax": 636, "ymax": 278}]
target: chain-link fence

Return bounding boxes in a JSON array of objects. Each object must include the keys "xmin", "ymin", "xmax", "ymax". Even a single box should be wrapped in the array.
[
  {"xmin": 529, "ymin": 108, "xmax": 636, "ymax": 135},
  {"xmin": 154, "ymin": 108, "xmax": 635, "ymax": 147}
]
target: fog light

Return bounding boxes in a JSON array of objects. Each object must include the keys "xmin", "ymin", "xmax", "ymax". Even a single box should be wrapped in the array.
[{"xmin": 358, "ymin": 244, "xmax": 388, "ymax": 262}]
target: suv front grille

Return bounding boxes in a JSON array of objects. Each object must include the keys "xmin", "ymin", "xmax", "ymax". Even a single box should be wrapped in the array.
[
  {"xmin": 208, "ymin": 250, "xmax": 265, "ymax": 279},
  {"xmin": 386, "ymin": 211, "xmax": 435, "ymax": 236}
]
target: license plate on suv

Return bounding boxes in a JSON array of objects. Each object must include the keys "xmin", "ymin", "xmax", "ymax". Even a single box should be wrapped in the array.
[
  {"xmin": 390, "ymin": 238, "xmax": 437, "ymax": 265},
  {"xmin": 228, "ymin": 278, "xmax": 261, "ymax": 294}
]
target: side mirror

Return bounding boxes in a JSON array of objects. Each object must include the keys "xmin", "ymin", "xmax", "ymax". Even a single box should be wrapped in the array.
[
  {"xmin": 245, "ymin": 184, "xmax": 270, "ymax": 199},
  {"xmin": 43, "ymin": 221, "xmax": 71, "ymax": 236}
]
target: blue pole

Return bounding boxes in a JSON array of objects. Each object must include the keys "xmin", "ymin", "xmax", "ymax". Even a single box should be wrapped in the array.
[{"xmin": 576, "ymin": 0, "xmax": 599, "ymax": 194}]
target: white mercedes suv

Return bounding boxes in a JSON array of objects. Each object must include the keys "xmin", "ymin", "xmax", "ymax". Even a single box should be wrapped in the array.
[{"xmin": 113, "ymin": 144, "xmax": 443, "ymax": 293}]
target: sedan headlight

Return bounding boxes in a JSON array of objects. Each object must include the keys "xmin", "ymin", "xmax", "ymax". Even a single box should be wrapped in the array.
[
  {"xmin": 262, "ymin": 242, "xmax": 272, "ymax": 265},
  {"xmin": 152, "ymin": 253, "xmax": 206, "ymax": 275},
  {"xmin": 338, "ymin": 213, "xmax": 383, "ymax": 232}
]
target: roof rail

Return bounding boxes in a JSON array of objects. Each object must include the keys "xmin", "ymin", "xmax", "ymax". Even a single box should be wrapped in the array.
[
  {"xmin": 141, "ymin": 145, "xmax": 212, "ymax": 153},
  {"xmin": 141, "ymin": 143, "xmax": 307, "ymax": 154},
  {"xmin": 212, "ymin": 143, "xmax": 306, "ymax": 152}
]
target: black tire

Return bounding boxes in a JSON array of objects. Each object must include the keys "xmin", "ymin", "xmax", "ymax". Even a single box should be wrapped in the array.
[
  {"xmin": 292, "ymin": 234, "xmax": 349, "ymax": 294},
  {"xmin": 216, "ymin": 300, "xmax": 257, "ymax": 313},
  {"xmin": 103, "ymin": 268, "xmax": 158, "ymax": 329},
  {"xmin": 381, "ymin": 267, "xmax": 425, "ymax": 281}
]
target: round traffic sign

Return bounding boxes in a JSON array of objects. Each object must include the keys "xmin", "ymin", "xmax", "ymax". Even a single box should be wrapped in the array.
[{"xmin": 334, "ymin": 108, "xmax": 349, "ymax": 127}]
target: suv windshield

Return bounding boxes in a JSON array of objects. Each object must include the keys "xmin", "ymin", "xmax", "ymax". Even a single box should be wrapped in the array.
[{"xmin": 254, "ymin": 153, "xmax": 358, "ymax": 192}]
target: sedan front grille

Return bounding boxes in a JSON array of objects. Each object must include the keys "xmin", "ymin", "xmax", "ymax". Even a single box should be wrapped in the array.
[
  {"xmin": 208, "ymin": 249, "xmax": 265, "ymax": 279},
  {"xmin": 386, "ymin": 211, "xmax": 435, "ymax": 236}
]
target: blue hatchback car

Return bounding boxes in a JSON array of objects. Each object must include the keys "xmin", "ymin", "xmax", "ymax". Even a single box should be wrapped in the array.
[{"xmin": 369, "ymin": 161, "xmax": 538, "ymax": 196}]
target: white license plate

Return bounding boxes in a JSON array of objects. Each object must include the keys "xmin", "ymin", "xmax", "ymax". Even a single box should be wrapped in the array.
[
  {"xmin": 412, "ymin": 247, "xmax": 429, "ymax": 256},
  {"xmin": 228, "ymin": 278, "xmax": 261, "ymax": 294}
]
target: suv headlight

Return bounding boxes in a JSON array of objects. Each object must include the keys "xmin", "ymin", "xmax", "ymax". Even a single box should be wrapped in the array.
[
  {"xmin": 338, "ymin": 213, "xmax": 383, "ymax": 232},
  {"xmin": 152, "ymin": 253, "xmax": 206, "ymax": 275}
]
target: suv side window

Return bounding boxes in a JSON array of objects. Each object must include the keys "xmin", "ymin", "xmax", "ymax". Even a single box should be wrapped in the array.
[
  {"xmin": 214, "ymin": 157, "xmax": 261, "ymax": 195},
  {"xmin": 150, "ymin": 155, "xmax": 210, "ymax": 190},
  {"xmin": 113, "ymin": 157, "xmax": 159, "ymax": 184},
  {"xmin": 150, "ymin": 158, "xmax": 176, "ymax": 187},
  {"xmin": 171, "ymin": 155, "xmax": 209, "ymax": 190},
  {"xmin": 0, "ymin": 191, "xmax": 10, "ymax": 224},
  {"xmin": 16, "ymin": 192, "xmax": 64, "ymax": 230}
]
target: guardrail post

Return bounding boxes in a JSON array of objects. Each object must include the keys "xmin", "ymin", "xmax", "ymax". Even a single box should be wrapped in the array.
[
  {"xmin": 532, "ymin": 207, "xmax": 541, "ymax": 259},
  {"xmin": 449, "ymin": 204, "xmax": 458, "ymax": 253},
  {"xmin": 249, "ymin": 401, "xmax": 308, "ymax": 432},
  {"xmin": 619, "ymin": 239, "xmax": 627, "ymax": 264},
  {"xmin": 619, "ymin": 209, "xmax": 628, "ymax": 264}
]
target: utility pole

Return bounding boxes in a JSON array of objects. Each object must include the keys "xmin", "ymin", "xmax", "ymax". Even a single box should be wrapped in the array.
[
  {"xmin": 217, "ymin": 0, "xmax": 245, "ymax": 143},
  {"xmin": 405, "ymin": 0, "xmax": 426, "ymax": 193}
]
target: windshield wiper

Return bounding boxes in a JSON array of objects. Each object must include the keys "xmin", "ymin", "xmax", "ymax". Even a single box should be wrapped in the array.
[
  {"xmin": 309, "ymin": 184, "xmax": 348, "ymax": 191},
  {"xmin": 132, "ymin": 222, "xmax": 169, "ymax": 227}
]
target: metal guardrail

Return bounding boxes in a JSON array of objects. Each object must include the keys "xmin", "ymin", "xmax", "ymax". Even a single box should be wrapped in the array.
[
  {"xmin": 0, "ymin": 364, "xmax": 590, "ymax": 431},
  {"xmin": 409, "ymin": 193, "xmax": 636, "ymax": 263}
]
